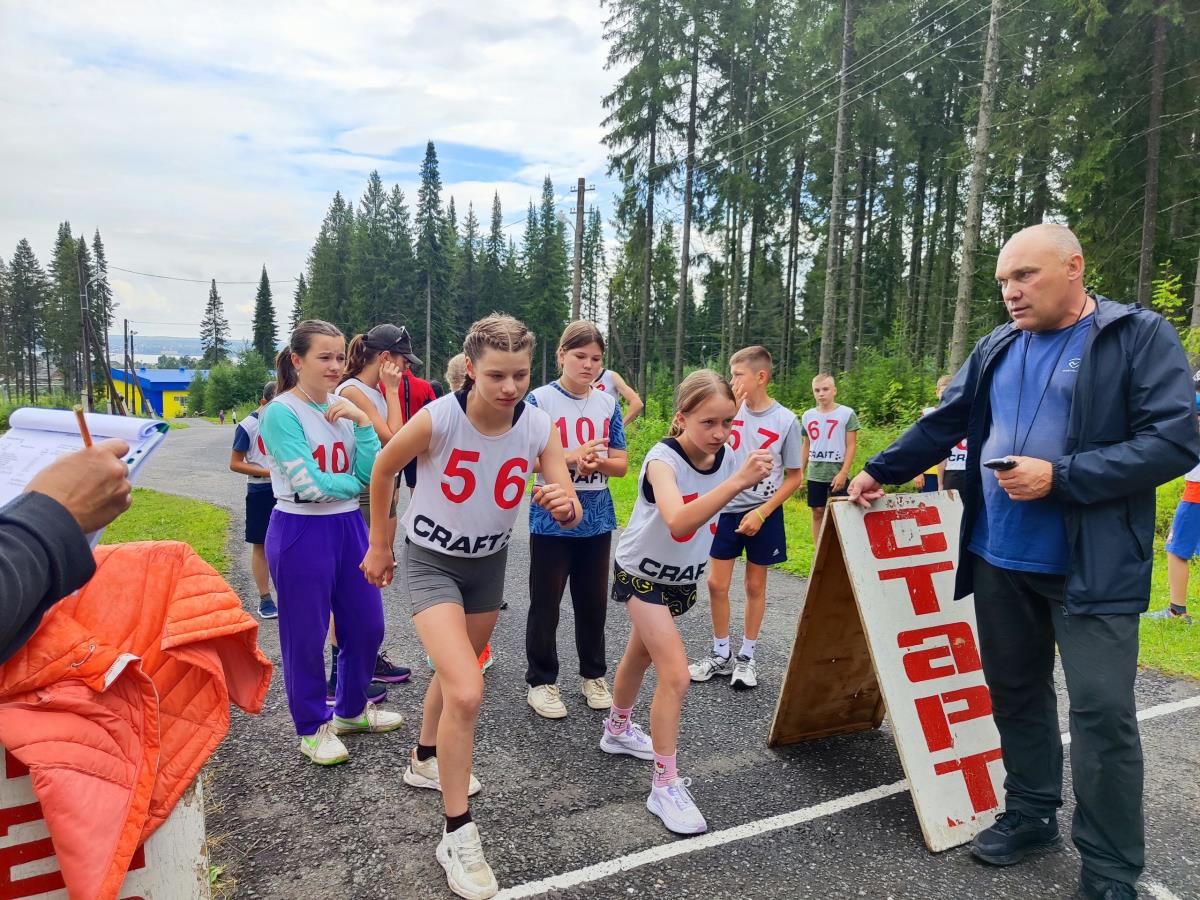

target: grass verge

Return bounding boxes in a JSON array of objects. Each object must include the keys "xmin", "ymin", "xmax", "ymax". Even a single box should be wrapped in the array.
[
  {"xmin": 100, "ymin": 487, "xmax": 230, "ymax": 574},
  {"xmin": 613, "ymin": 417, "xmax": 1198, "ymax": 679}
]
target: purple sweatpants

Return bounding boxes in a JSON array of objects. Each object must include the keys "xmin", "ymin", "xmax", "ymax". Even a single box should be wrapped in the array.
[{"xmin": 265, "ymin": 509, "xmax": 384, "ymax": 735}]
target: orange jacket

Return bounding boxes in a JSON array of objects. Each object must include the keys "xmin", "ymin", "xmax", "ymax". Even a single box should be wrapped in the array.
[{"xmin": 0, "ymin": 541, "xmax": 272, "ymax": 900}]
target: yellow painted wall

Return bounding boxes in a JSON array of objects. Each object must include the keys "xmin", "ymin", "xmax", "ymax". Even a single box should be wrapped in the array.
[{"xmin": 161, "ymin": 390, "xmax": 189, "ymax": 418}]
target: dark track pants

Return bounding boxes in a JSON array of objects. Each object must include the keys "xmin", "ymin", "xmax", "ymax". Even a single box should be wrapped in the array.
[
  {"xmin": 972, "ymin": 555, "xmax": 1143, "ymax": 886},
  {"xmin": 525, "ymin": 532, "xmax": 611, "ymax": 686}
]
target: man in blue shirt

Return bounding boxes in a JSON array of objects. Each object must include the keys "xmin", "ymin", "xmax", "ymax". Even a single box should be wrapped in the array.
[{"xmin": 848, "ymin": 224, "xmax": 1199, "ymax": 900}]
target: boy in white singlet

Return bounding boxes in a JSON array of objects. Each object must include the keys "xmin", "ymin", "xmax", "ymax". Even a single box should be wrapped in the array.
[
  {"xmin": 689, "ymin": 346, "xmax": 803, "ymax": 691},
  {"xmin": 592, "ymin": 366, "xmax": 645, "ymax": 426},
  {"xmin": 801, "ymin": 373, "xmax": 859, "ymax": 544}
]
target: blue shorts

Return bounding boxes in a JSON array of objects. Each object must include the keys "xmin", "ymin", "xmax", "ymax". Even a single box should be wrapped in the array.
[
  {"xmin": 710, "ymin": 506, "xmax": 787, "ymax": 566},
  {"xmin": 806, "ymin": 479, "xmax": 847, "ymax": 509},
  {"xmin": 1165, "ymin": 500, "xmax": 1200, "ymax": 560},
  {"xmin": 245, "ymin": 487, "xmax": 277, "ymax": 544},
  {"xmin": 919, "ymin": 473, "xmax": 939, "ymax": 493}
]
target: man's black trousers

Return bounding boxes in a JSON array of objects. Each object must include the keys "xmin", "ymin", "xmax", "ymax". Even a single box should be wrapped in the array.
[{"xmin": 972, "ymin": 555, "xmax": 1143, "ymax": 886}]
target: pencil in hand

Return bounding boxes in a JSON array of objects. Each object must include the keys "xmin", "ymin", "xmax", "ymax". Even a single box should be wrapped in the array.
[{"xmin": 74, "ymin": 405, "xmax": 93, "ymax": 448}]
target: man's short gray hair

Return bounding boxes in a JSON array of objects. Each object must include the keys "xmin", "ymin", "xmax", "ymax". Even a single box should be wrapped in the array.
[{"xmin": 1012, "ymin": 222, "xmax": 1084, "ymax": 263}]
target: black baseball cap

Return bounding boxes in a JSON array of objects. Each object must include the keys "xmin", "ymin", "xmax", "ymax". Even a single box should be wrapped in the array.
[{"xmin": 364, "ymin": 324, "xmax": 422, "ymax": 366}]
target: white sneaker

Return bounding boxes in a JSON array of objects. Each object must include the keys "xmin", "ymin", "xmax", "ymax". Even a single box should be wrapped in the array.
[
  {"xmin": 331, "ymin": 705, "xmax": 405, "ymax": 735},
  {"xmin": 730, "ymin": 655, "xmax": 758, "ymax": 690},
  {"xmin": 599, "ymin": 721, "xmax": 655, "ymax": 760},
  {"xmin": 527, "ymin": 684, "xmax": 568, "ymax": 719},
  {"xmin": 688, "ymin": 653, "xmax": 734, "ymax": 682},
  {"xmin": 299, "ymin": 723, "xmax": 349, "ymax": 766},
  {"xmin": 436, "ymin": 822, "xmax": 498, "ymax": 900},
  {"xmin": 403, "ymin": 750, "xmax": 482, "ymax": 796},
  {"xmin": 581, "ymin": 677, "xmax": 613, "ymax": 710},
  {"xmin": 647, "ymin": 777, "xmax": 708, "ymax": 835}
]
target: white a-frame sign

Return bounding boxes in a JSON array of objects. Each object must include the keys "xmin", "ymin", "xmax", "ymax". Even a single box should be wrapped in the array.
[{"xmin": 769, "ymin": 493, "xmax": 1006, "ymax": 852}]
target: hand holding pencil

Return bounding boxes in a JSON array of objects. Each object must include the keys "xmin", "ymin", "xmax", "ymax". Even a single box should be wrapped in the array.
[{"xmin": 24, "ymin": 409, "xmax": 134, "ymax": 531}]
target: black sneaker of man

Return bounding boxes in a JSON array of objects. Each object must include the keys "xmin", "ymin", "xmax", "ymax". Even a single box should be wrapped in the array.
[
  {"xmin": 1079, "ymin": 868, "xmax": 1138, "ymax": 900},
  {"xmin": 969, "ymin": 810, "xmax": 1062, "ymax": 866}
]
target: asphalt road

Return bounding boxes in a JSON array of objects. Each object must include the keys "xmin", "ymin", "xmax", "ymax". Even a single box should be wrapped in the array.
[{"xmin": 138, "ymin": 420, "xmax": 1200, "ymax": 900}]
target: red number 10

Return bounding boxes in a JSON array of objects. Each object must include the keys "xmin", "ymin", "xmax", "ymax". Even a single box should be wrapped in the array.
[{"xmin": 313, "ymin": 442, "xmax": 349, "ymax": 473}]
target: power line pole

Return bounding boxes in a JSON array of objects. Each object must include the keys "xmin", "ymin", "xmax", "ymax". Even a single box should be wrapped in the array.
[
  {"xmin": 570, "ymin": 178, "xmax": 594, "ymax": 320},
  {"xmin": 425, "ymin": 276, "xmax": 432, "ymax": 378},
  {"xmin": 123, "ymin": 318, "xmax": 130, "ymax": 410}
]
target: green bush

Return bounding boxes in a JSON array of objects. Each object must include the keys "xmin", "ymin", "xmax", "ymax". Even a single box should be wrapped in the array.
[{"xmin": 0, "ymin": 392, "xmax": 77, "ymax": 430}]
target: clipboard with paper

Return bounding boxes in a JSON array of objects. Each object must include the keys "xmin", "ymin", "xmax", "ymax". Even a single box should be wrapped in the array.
[{"xmin": 0, "ymin": 408, "xmax": 169, "ymax": 544}]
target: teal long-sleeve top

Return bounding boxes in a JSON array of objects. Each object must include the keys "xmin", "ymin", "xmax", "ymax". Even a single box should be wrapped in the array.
[{"xmin": 259, "ymin": 397, "xmax": 381, "ymax": 501}]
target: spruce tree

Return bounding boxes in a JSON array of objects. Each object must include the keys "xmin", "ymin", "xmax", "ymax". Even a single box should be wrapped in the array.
[
  {"xmin": 90, "ymin": 231, "xmax": 115, "ymax": 389},
  {"xmin": 454, "ymin": 202, "xmax": 482, "ymax": 334},
  {"xmin": 290, "ymin": 273, "xmax": 307, "ymax": 331},
  {"xmin": 386, "ymin": 185, "xmax": 417, "ymax": 326},
  {"xmin": 8, "ymin": 239, "xmax": 49, "ymax": 400},
  {"xmin": 415, "ymin": 141, "xmax": 452, "ymax": 372},
  {"xmin": 200, "ymin": 279, "xmax": 231, "ymax": 366},
  {"xmin": 350, "ymin": 170, "xmax": 391, "ymax": 332},
  {"xmin": 306, "ymin": 192, "xmax": 353, "ymax": 327},
  {"xmin": 480, "ymin": 192, "xmax": 507, "ymax": 314},
  {"xmin": 582, "ymin": 206, "xmax": 606, "ymax": 324},
  {"xmin": 48, "ymin": 222, "xmax": 81, "ymax": 393},
  {"xmin": 251, "ymin": 266, "xmax": 277, "ymax": 360}
]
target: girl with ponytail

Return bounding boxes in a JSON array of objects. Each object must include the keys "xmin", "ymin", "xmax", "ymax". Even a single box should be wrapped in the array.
[
  {"xmin": 258, "ymin": 320, "xmax": 404, "ymax": 767},
  {"xmin": 360, "ymin": 314, "xmax": 582, "ymax": 900},
  {"xmin": 330, "ymin": 324, "xmax": 414, "ymax": 689},
  {"xmin": 603, "ymin": 369, "xmax": 772, "ymax": 836}
]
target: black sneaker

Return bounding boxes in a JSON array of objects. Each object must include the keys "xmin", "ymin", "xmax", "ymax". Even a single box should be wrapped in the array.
[
  {"xmin": 1080, "ymin": 869, "xmax": 1137, "ymax": 900},
  {"xmin": 373, "ymin": 652, "xmax": 412, "ymax": 684},
  {"xmin": 325, "ymin": 668, "xmax": 388, "ymax": 706},
  {"xmin": 969, "ymin": 810, "xmax": 1062, "ymax": 866}
]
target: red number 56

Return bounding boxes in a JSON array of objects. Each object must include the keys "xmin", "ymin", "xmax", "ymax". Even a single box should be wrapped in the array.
[{"xmin": 441, "ymin": 449, "xmax": 529, "ymax": 510}]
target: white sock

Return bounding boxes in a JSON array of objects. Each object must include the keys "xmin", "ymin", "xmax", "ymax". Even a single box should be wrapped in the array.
[
  {"xmin": 713, "ymin": 636, "xmax": 730, "ymax": 659},
  {"xmin": 740, "ymin": 637, "xmax": 757, "ymax": 659}
]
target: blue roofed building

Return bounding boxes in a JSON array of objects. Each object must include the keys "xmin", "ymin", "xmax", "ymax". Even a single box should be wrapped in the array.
[{"xmin": 109, "ymin": 367, "xmax": 207, "ymax": 418}]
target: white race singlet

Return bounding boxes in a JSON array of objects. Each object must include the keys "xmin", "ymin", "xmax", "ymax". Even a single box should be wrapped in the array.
[
  {"xmin": 592, "ymin": 369, "xmax": 618, "ymax": 395},
  {"xmin": 615, "ymin": 439, "xmax": 735, "ymax": 585},
  {"xmin": 402, "ymin": 394, "xmax": 551, "ymax": 557},
  {"xmin": 265, "ymin": 392, "xmax": 361, "ymax": 515},
  {"xmin": 727, "ymin": 401, "xmax": 802, "ymax": 512},
  {"xmin": 529, "ymin": 383, "xmax": 617, "ymax": 491},
  {"xmin": 334, "ymin": 376, "xmax": 388, "ymax": 420},
  {"xmin": 802, "ymin": 405, "xmax": 855, "ymax": 465},
  {"xmin": 946, "ymin": 437, "xmax": 968, "ymax": 471},
  {"xmin": 238, "ymin": 412, "xmax": 271, "ymax": 485}
]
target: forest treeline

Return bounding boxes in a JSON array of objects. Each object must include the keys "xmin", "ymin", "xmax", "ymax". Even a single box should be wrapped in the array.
[{"xmin": 3, "ymin": 1, "xmax": 1197, "ymax": 423}]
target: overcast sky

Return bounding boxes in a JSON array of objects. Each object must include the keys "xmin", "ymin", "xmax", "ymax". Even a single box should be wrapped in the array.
[{"xmin": 0, "ymin": 1, "xmax": 620, "ymax": 341}]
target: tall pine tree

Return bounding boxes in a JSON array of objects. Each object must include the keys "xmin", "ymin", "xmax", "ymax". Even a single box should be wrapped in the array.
[
  {"xmin": 48, "ymin": 222, "xmax": 81, "ymax": 393},
  {"xmin": 7, "ymin": 240, "xmax": 49, "ymax": 400},
  {"xmin": 416, "ymin": 141, "xmax": 452, "ymax": 373},
  {"xmin": 200, "ymin": 279, "xmax": 230, "ymax": 366},
  {"xmin": 251, "ymin": 266, "xmax": 277, "ymax": 360},
  {"xmin": 290, "ymin": 273, "xmax": 307, "ymax": 332}
]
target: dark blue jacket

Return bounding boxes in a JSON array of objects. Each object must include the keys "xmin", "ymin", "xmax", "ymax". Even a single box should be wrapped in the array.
[{"xmin": 865, "ymin": 297, "xmax": 1200, "ymax": 614}]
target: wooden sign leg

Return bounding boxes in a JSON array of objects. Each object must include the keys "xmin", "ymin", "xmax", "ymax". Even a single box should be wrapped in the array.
[{"xmin": 768, "ymin": 506, "xmax": 885, "ymax": 746}]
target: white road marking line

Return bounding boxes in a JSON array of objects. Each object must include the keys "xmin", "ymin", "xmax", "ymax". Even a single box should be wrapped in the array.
[
  {"xmin": 496, "ymin": 694, "xmax": 1200, "ymax": 899},
  {"xmin": 1143, "ymin": 879, "xmax": 1183, "ymax": 900}
]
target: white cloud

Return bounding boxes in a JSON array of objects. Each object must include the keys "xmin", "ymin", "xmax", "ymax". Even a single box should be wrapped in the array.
[{"xmin": 0, "ymin": 0, "xmax": 619, "ymax": 340}]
